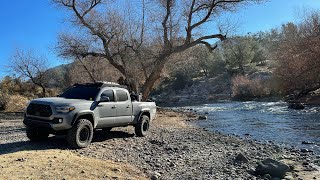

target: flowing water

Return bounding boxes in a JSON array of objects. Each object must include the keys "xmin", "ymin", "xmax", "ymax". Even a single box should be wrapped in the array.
[{"xmin": 182, "ymin": 101, "xmax": 320, "ymax": 153}]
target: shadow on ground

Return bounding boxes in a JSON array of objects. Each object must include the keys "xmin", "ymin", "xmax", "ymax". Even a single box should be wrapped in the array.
[{"xmin": 0, "ymin": 130, "xmax": 135, "ymax": 155}]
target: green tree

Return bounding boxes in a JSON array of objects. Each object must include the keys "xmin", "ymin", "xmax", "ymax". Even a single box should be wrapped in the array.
[{"xmin": 223, "ymin": 35, "xmax": 267, "ymax": 75}]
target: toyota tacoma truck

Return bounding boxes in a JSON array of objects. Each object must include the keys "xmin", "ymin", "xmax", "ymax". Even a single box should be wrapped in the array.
[{"xmin": 23, "ymin": 82, "xmax": 156, "ymax": 148}]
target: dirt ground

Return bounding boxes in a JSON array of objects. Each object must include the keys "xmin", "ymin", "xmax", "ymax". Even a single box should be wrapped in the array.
[{"xmin": 0, "ymin": 109, "xmax": 319, "ymax": 179}]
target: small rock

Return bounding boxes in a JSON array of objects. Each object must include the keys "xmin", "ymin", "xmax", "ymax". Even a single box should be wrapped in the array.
[
  {"xmin": 235, "ymin": 153, "xmax": 249, "ymax": 163},
  {"xmin": 151, "ymin": 171, "xmax": 161, "ymax": 180},
  {"xmin": 198, "ymin": 115, "xmax": 207, "ymax": 120},
  {"xmin": 263, "ymin": 173, "xmax": 272, "ymax": 180},
  {"xmin": 81, "ymin": 170, "xmax": 85, "ymax": 173},
  {"xmin": 204, "ymin": 112, "xmax": 209, "ymax": 114},
  {"xmin": 302, "ymin": 141, "xmax": 315, "ymax": 145},
  {"xmin": 300, "ymin": 148, "xmax": 313, "ymax": 153},
  {"xmin": 302, "ymin": 162, "xmax": 309, "ymax": 166},
  {"xmin": 289, "ymin": 165, "xmax": 295, "ymax": 171},
  {"xmin": 169, "ymin": 162, "xmax": 176, "ymax": 167},
  {"xmin": 16, "ymin": 158, "xmax": 26, "ymax": 162},
  {"xmin": 112, "ymin": 168, "xmax": 121, "ymax": 172}
]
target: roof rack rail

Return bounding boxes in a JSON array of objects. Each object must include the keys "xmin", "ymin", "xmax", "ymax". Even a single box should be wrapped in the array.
[{"xmin": 73, "ymin": 81, "xmax": 128, "ymax": 89}]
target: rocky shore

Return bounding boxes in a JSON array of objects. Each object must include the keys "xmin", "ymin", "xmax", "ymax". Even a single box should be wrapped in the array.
[{"xmin": 0, "ymin": 110, "xmax": 319, "ymax": 179}]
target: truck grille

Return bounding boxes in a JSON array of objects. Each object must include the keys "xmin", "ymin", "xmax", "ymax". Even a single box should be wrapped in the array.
[{"xmin": 26, "ymin": 103, "xmax": 52, "ymax": 117}]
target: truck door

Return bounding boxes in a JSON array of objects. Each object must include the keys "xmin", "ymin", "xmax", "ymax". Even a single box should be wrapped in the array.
[
  {"xmin": 114, "ymin": 89, "xmax": 133, "ymax": 125},
  {"xmin": 96, "ymin": 89, "xmax": 116, "ymax": 128}
]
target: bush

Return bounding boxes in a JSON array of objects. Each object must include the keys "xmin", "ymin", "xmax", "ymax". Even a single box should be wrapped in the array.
[
  {"xmin": 0, "ymin": 90, "xmax": 9, "ymax": 110},
  {"xmin": 231, "ymin": 75, "xmax": 271, "ymax": 100},
  {"xmin": 172, "ymin": 72, "xmax": 193, "ymax": 91},
  {"xmin": 4, "ymin": 95, "xmax": 29, "ymax": 112}
]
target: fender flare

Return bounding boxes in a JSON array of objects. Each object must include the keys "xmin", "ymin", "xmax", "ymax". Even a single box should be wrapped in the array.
[
  {"xmin": 135, "ymin": 110, "xmax": 150, "ymax": 123},
  {"xmin": 71, "ymin": 111, "xmax": 95, "ymax": 126}
]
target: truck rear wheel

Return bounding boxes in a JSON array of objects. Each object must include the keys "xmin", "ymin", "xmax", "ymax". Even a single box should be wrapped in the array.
[
  {"xmin": 67, "ymin": 119, "xmax": 93, "ymax": 149},
  {"xmin": 135, "ymin": 115, "xmax": 150, "ymax": 137},
  {"xmin": 26, "ymin": 126, "xmax": 49, "ymax": 141}
]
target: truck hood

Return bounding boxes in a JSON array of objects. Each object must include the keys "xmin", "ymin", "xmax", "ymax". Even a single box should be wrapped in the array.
[{"xmin": 30, "ymin": 97, "xmax": 93, "ymax": 106}]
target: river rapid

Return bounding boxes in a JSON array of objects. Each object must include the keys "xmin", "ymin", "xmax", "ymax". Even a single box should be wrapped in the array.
[{"xmin": 182, "ymin": 101, "xmax": 320, "ymax": 154}]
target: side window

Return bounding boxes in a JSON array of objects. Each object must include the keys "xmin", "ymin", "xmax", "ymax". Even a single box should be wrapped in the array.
[
  {"xmin": 116, "ymin": 90, "xmax": 128, "ymax": 102},
  {"xmin": 101, "ymin": 90, "xmax": 114, "ymax": 102}
]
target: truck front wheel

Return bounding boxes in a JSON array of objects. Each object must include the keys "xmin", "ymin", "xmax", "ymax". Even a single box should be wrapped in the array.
[
  {"xmin": 26, "ymin": 126, "xmax": 49, "ymax": 141},
  {"xmin": 67, "ymin": 119, "xmax": 93, "ymax": 148},
  {"xmin": 135, "ymin": 115, "xmax": 150, "ymax": 137}
]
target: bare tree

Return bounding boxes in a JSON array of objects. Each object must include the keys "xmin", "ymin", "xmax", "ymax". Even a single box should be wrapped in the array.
[
  {"xmin": 67, "ymin": 56, "xmax": 122, "ymax": 84},
  {"xmin": 8, "ymin": 49, "xmax": 49, "ymax": 97},
  {"xmin": 53, "ymin": 0, "xmax": 262, "ymax": 99}
]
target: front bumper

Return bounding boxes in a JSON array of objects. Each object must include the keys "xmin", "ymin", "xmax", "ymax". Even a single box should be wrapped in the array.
[{"xmin": 23, "ymin": 116, "xmax": 72, "ymax": 131}]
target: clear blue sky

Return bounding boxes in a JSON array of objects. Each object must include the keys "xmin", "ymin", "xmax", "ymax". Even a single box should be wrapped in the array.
[{"xmin": 0, "ymin": 0, "xmax": 320, "ymax": 78}]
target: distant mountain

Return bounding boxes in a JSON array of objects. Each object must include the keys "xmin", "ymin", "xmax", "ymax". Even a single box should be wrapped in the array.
[{"xmin": 44, "ymin": 63, "xmax": 72, "ymax": 89}]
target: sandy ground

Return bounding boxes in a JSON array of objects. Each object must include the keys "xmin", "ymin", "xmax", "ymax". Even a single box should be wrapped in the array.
[{"xmin": 0, "ymin": 150, "xmax": 146, "ymax": 180}]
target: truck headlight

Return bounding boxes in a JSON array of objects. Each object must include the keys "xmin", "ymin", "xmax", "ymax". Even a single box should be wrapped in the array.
[{"xmin": 56, "ymin": 106, "xmax": 75, "ymax": 113}]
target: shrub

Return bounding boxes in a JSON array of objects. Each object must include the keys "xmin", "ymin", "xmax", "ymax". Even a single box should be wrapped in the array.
[
  {"xmin": 0, "ymin": 90, "xmax": 9, "ymax": 110},
  {"xmin": 4, "ymin": 95, "xmax": 29, "ymax": 112},
  {"xmin": 172, "ymin": 72, "xmax": 193, "ymax": 91},
  {"xmin": 231, "ymin": 75, "xmax": 271, "ymax": 100}
]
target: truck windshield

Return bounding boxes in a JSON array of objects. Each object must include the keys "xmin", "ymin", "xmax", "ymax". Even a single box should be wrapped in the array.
[{"xmin": 60, "ymin": 86, "xmax": 100, "ymax": 101}]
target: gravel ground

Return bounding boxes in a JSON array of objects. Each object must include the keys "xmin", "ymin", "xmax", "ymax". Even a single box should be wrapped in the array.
[{"xmin": 0, "ymin": 110, "xmax": 319, "ymax": 179}]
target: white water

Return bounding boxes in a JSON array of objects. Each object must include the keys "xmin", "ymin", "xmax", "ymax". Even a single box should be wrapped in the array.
[{"xmin": 183, "ymin": 101, "xmax": 320, "ymax": 153}]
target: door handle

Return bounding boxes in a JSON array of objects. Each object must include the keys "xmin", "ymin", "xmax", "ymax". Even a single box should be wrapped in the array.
[
  {"xmin": 126, "ymin": 105, "xmax": 130, "ymax": 108},
  {"xmin": 97, "ymin": 104, "xmax": 104, "ymax": 107},
  {"xmin": 111, "ymin": 106, "xmax": 117, "ymax": 109}
]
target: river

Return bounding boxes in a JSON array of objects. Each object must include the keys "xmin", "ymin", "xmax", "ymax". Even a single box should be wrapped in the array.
[{"xmin": 182, "ymin": 101, "xmax": 320, "ymax": 154}]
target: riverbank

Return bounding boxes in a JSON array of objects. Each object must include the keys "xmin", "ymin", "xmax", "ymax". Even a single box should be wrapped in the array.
[{"xmin": 0, "ymin": 109, "xmax": 319, "ymax": 179}]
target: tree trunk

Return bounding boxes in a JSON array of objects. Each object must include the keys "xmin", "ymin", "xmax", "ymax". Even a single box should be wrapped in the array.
[
  {"xmin": 141, "ymin": 57, "xmax": 168, "ymax": 100},
  {"xmin": 40, "ymin": 85, "xmax": 46, "ymax": 97}
]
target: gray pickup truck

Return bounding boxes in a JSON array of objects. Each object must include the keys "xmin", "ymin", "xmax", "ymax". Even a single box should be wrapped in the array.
[{"xmin": 23, "ymin": 82, "xmax": 156, "ymax": 148}]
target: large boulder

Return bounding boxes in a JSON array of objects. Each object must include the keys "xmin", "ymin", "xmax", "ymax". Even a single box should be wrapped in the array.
[{"xmin": 255, "ymin": 158, "xmax": 290, "ymax": 178}]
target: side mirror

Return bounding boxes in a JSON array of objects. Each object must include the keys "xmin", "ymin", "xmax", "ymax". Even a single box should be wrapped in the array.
[{"xmin": 99, "ymin": 96, "xmax": 110, "ymax": 102}]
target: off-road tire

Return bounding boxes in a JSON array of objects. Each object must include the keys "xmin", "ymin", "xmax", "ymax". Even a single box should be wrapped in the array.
[
  {"xmin": 67, "ymin": 119, "xmax": 93, "ymax": 149},
  {"xmin": 135, "ymin": 115, "xmax": 150, "ymax": 137},
  {"xmin": 26, "ymin": 126, "xmax": 49, "ymax": 141}
]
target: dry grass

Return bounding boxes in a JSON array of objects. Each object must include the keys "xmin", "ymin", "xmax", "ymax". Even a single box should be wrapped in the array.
[
  {"xmin": 0, "ymin": 150, "xmax": 146, "ymax": 180},
  {"xmin": 4, "ymin": 95, "xmax": 28, "ymax": 112}
]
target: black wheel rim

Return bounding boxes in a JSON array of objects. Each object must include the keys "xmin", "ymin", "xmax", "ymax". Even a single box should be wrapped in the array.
[
  {"xmin": 79, "ymin": 126, "xmax": 90, "ymax": 143},
  {"xmin": 142, "ymin": 120, "xmax": 149, "ymax": 132}
]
